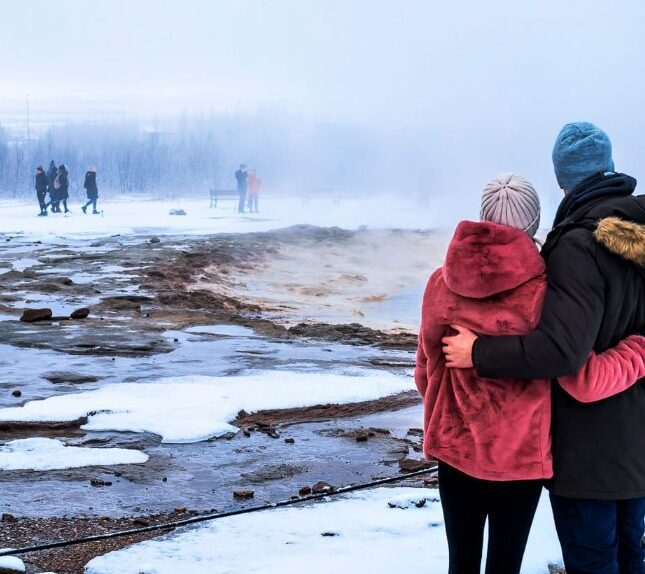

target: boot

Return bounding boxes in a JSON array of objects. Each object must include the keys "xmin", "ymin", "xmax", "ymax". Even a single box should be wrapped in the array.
[{"xmin": 82, "ymin": 205, "xmax": 87, "ymax": 214}]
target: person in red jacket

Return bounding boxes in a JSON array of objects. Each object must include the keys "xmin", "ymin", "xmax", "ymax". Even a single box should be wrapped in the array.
[
  {"xmin": 415, "ymin": 172, "xmax": 645, "ymax": 574},
  {"xmin": 247, "ymin": 170, "xmax": 261, "ymax": 213}
]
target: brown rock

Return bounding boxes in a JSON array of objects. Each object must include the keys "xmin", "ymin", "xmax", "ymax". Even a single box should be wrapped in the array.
[
  {"xmin": 233, "ymin": 490, "xmax": 255, "ymax": 499},
  {"xmin": 20, "ymin": 308, "xmax": 52, "ymax": 322},
  {"xmin": 284, "ymin": 437, "xmax": 295, "ymax": 444},
  {"xmin": 70, "ymin": 307, "xmax": 90, "ymax": 319},
  {"xmin": 1, "ymin": 513, "xmax": 17, "ymax": 523},
  {"xmin": 398, "ymin": 458, "xmax": 435, "ymax": 473},
  {"xmin": 298, "ymin": 486, "xmax": 312, "ymax": 496},
  {"xmin": 312, "ymin": 481, "xmax": 334, "ymax": 494},
  {"xmin": 355, "ymin": 432, "xmax": 369, "ymax": 442},
  {"xmin": 423, "ymin": 476, "xmax": 439, "ymax": 487},
  {"xmin": 11, "ymin": 390, "xmax": 21, "ymax": 398},
  {"xmin": 90, "ymin": 479, "xmax": 113, "ymax": 487}
]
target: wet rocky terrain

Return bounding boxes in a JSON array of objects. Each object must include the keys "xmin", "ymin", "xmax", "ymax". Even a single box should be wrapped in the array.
[{"xmin": 0, "ymin": 225, "xmax": 437, "ymax": 573}]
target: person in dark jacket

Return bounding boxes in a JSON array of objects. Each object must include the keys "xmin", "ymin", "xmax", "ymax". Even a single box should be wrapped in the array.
[
  {"xmin": 235, "ymin": 164, "xmax": 248, "ymax": 213},
  {"xmin": 57, "ymin": 164, "xmax": 70, "ymax": 213},
  {"xmin": 35, "ymin": 166, "xmax": 48, "ymax": 216},
  {"xmin": 46, "ymin": 160, "xmax": 58, "ymax": 212},
  {"xmin": 416, "ymin": 172, "xmax": 645, "ymax": 574},
  {"xmin": 82, "ymin": 167, "xmax": 99, "ymax": 214},
  {"xmin": 443, "ymin": 123, "xmax": 645, "ymax": 574}
]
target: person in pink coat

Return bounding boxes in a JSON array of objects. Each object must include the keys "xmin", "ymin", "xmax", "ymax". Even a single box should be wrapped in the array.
[{"xmin": 415, "ymin": 173, "xmax": 645, "ymax": 574}]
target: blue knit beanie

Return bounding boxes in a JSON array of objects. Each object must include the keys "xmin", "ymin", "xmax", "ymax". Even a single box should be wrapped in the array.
[{"xmin": 552, "ymin": 122, "xmax": 615, "ymax": 192}]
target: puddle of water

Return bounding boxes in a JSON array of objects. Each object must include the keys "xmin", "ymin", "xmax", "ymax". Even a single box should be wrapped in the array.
[
  {"xmin": 0, "ymin": 328, "xmax": 412, "ymax": 410},
  {"xmin": 185, "ymin": 325, "xmax": 257, "ymax": 338},
  {"xmin": 363, "ymin": 282, "xmax": 424, "ymax": 330}
]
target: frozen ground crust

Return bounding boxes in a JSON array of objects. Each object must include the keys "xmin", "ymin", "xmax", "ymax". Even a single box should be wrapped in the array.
[
  {"xmin": 0, "ymin": 437, "xmax": 148, "ymax": 471},
  {"xmin": 0, "ymin": 370, "xmax": 413, "ymax": 443},
  {"xmin": 85, "ymin": 487, "xmax": 562, "ymax": 574}
]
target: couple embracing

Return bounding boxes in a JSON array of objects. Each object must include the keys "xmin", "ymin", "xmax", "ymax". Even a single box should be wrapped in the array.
[{"xmin": 416, "ymin": 122, "xmax": 645, "ymax": 574}]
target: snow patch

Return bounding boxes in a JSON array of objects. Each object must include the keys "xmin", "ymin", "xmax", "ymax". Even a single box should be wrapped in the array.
[
  {"xmin": 0, "ymin": 438, "xmax": 148, "ymax": 470},
  {"xmin": 85, "ymin": 487, "xmax": 562, "ymax": 574},
  {"xmin": 11, "ymin": 258, "xmax": 40, "ymax": 272},
  {"xmin": 0, "ymin": 555, "xmax": 25, "ymax": 573},
  {"xmin": 0, "ymin": 371, "xmax": 413, "ymax": 443}
]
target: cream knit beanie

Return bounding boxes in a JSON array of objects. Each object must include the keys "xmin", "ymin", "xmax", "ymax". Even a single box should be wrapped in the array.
[{"xmin": 481, "ymin": 173, "xmax": 541, "ymax": 237}]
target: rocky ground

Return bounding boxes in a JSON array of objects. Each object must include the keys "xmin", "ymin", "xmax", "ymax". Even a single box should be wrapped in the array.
[{"xmin": 0, "ymin": 225, "xmax": 439, "ymax": 573}]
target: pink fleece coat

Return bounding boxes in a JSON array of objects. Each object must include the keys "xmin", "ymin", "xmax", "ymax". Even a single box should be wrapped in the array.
[{"xmin": 415, "ymin": 221, "xmax": 645, "ymax": 481}]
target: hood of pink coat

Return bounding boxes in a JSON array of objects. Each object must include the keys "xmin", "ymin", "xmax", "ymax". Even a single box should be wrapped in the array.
[{"xmin": 442, "ymin": 221, "xmax": 545, "ymax": 299}]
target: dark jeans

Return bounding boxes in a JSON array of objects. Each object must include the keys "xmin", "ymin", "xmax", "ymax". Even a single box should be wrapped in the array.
[
  {"xmin": 551, "ymin": 494, "xmax": 645, "ymax": 574},
  {"xmin": 438, "ymin": 461, "xmax": 543, "ymax": 574},
  {"xmin": 83, "ymin": 198, "xmax": 98, "ymax": 212},
  {"xmin": 37, "ymin": 191, "xmax": 47, "ymax": 211},
  {"xmin": 238, "ymin": 190, "xmax": 246, "ymax": 213}
]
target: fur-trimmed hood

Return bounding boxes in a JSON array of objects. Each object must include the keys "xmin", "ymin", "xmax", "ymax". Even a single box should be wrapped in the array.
[
  {"xmin": 594, "ymin": 217, "xmax": 645, "ymax": 266},
  {"xmin": 442, "ymin": 221, "xmax": 545, "ymax": 299}
]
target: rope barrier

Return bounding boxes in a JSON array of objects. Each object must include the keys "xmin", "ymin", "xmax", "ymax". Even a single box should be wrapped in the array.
[{"xmin": 0, "ymin": 465, "xmax": 437, "ymax": 557}]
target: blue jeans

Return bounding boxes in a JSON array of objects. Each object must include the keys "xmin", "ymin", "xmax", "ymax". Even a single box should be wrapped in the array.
[{"xmin": 550, "ymin": 494, "xmax": 645, "ymax": 574}]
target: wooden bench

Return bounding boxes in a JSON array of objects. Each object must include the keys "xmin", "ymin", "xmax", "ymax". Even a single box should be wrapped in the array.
[{"xmin": 209, "ymin": 189, "xmax": 239, "ymax": 208}]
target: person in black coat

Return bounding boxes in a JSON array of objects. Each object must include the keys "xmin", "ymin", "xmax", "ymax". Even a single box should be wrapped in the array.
[
  {"xmin": 235, "ymin": 164, "xmax": 248, "ymax": 213},
  {"xmin": 35, "ymin": 166, "xmax": 48, "ymax": 216},
  {"xmin": 46, "ymin": 160, "xmax": 58, "ymax": 212},
  {"xmin": 443, "ymin": 123, "xmax": 645, "ymax": 574},
  {"xmin": 82, "ymin": 167, "xmax": 99, "ymax": 214},
  {"xmin": 57, "ymin": 164, "xmax": 70, "ymax": 213}
]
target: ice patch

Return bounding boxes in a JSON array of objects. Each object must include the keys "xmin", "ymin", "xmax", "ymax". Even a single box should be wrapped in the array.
[
  {"xmin": 85, "ymin": 487, "xmax": 562, "ymax": 574},
  {"xmin": 0, "ymin": 195, "xmax": 452, "ymax": 241},
  {"xmin": 0, "ymin": 438, "xmax": 148, "ymax": 470},
  {"xmin": 11, "ymin": 258, "xmax": 40, "ymax": 272},
  {"xmin": 0, "ymin": 371, "xmax": 413, "ymax": 443}
]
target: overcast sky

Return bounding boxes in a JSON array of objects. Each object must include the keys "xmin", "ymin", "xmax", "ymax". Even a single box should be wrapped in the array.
[{"xmin": 2, "ymin": 0, "xmax": 644, "ymax": 210}]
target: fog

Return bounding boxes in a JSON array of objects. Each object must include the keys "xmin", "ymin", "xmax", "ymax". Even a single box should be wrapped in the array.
[{"xmin": 2, "ymin": 0, "xmax": 645, "ymax": 217}]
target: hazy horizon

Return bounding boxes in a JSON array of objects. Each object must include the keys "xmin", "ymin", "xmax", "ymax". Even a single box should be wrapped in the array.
[{"xmin": 2, "ymin": 0, "xmax": 645, "ymax": 215}]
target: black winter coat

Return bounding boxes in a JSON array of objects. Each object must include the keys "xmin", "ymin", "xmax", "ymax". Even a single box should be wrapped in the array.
[
  {"xmin": 473, "ymin": 173, "xmax": 645, "ymax": 500},
  {"xmin": 35, "ymin": 172, "xmax": 48, "ymax": 194},
  {"xmin": 57, "ymin": 171, "xmax": 69, "ymax": 200},
  {"xmin": 84, "ymin": 171, "xmax": 98, "ymax": 199}
]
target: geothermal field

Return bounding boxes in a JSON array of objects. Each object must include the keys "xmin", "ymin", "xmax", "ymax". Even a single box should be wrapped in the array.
[{"xmin": 0, "ymin": 195, "xmax": 562, "ymax": 573}]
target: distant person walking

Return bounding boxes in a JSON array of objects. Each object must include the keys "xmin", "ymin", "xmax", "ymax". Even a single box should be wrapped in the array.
[
  {"xmin": 82, "ymin": 167, "xmax": 99, "ymax": 214},
  {"xmin": 235, "ymin": 164, "xmax": 248, "ymax": 213},
  {"xmin": 247, "ymin": 169, "xmax": 261, "ymax": 213},
  {"xmin": 46, "ymin": 160, "xmax": 58, "ymax": 212},
  {"xmin": 35, "ymin": 165, "xmax": 48, "ymax": 216},
  {"xmin": 56, "ymin": 164, "xmax": 70, "ymax": 213}
]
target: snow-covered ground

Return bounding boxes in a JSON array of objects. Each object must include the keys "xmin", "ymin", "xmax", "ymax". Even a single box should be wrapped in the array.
[
  {"xmin": 0, "ymin": 370, "xmax": 413, "ymax": 443},
  {"xmin": 85, "ymin": 487, "xmax": 563, "ymax": 574},
  {"xmin": 0, "ymin": 438, "xmax": 148, "ymax": 471},
  {"xmin": 0, "ymin": 194, "xmax": 460, "ymax": 240}
]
